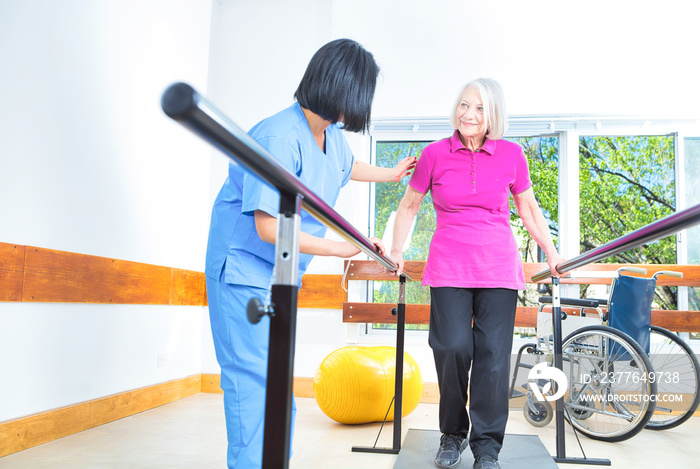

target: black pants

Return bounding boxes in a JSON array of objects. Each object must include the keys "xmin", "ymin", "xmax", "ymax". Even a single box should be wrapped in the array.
[{"xmin": 429, "ymin": 287, "xmax": 517, "ymax": 459}]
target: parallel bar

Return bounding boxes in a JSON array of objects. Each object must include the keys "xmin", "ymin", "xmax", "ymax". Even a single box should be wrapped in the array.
[
  {"xmin": 161, "ymin": 82, "xmax": 408, "ymax": 278},
  {"xmin": 532, "ymin": 203, "xmax": 700, "ymax": 282}
]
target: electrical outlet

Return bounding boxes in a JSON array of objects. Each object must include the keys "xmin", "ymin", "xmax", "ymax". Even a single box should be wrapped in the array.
[{"xmin": 157, "ymin": 353, "xmax": 169, "ymax": 368}]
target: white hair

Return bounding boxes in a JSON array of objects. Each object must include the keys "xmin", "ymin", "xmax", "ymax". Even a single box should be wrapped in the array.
[{"xmin": 450, "ymin": 77, "xmax": 507, "ymax": 140}]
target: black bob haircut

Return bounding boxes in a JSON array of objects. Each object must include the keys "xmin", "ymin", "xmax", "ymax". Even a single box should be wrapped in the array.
[{"xmin": 294, "ymin": 39, "xmax": 379, "ymax": 133}]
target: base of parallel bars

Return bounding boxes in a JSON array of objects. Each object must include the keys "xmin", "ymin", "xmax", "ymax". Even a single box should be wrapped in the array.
[
  {"xmin": 554, "ymin": 457, "xmax": 611, "ymax": 466},
  {"xmin": 351, "ymin": 446, "xmax": 400, "ymax": 455}
]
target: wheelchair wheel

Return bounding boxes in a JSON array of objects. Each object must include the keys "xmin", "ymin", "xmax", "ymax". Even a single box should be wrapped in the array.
[
  {"xmin": 645, "ymin": 326, "xmax": 700, "ymax": 430},
  {"xmin": 523, "ymin": 400, "xmax": 553, "ymax": 427},
  {"xmin": 561, "ymin": 325, "xmax": 656, "ymax": 442}
]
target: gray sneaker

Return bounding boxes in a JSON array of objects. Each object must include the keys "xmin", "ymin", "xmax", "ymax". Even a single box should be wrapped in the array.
[
  {"xmin": 473, "ymin": 454, "xmax": 500, "ymax": 469},
  {"xmin": 435, "ymin": 433, "xmax": 468, "ymax": 468}
]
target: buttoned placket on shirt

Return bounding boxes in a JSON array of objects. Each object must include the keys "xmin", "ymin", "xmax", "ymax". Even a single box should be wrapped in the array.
[
  {"xmin": 461, "ymin": 148, "xmax": 480, "ymax": 193},
  {"xmin": 470, "ymin": 150, "xmax": 477, "ymax": 192},
  {"xmin": 450, "ymin": 132, "xmax": 496, "ymax": 195}
]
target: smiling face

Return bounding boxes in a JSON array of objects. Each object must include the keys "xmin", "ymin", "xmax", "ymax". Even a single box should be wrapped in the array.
[{"xmin": 455, "ymin": 86, "xmax": 488, "ymax": 144}]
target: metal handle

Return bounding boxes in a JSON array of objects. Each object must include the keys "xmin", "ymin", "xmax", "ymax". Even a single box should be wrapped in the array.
[
  {"xmin": 619, "ymin": 266, "xmax": 647, "ymax": 275},
  {"xmin": 654, "ymin": 270, "xmax": 684, "ymax": 280}
]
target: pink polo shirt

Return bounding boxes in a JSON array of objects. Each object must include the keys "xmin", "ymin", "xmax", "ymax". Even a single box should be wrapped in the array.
[{"xmin": 409, "ymin": 131, "xmax": 532, "ymax": 290}]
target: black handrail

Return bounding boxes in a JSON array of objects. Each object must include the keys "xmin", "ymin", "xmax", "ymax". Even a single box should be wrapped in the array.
[
  {"xmin": 161, "ymin": 82, "xmax": 406, "ymax": 276},
  {"xmin": 533, "ymin": 202, "xmax": 700, "ymax": 282}
]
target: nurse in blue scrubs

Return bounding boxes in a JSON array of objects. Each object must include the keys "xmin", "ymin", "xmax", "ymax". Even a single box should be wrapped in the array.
[{"xmin": 205, "ymin": 38, "xmax": 416, "ymax": 469}]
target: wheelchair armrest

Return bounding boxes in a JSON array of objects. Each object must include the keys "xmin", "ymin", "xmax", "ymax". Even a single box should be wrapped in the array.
[{"xmin": 538, "ymin": 296, "xmax": 601, "ymax": 308}]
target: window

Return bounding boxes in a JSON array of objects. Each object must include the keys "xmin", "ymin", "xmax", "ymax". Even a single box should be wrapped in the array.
[
  {"xmin": 684, "ymin": 137, "xmax": 700, "ymax": 311},
  {"xmin": 370, "ymin": 136, "xmax": 560, "ymax": 329},
  {"xmin": 508, "ymin": 136, "xmax": 559, "ymax": 307},
  {"xmin": 578, "ymin": 135, "xmax": 676, "ymax": 308},
  {"xmin": 373, "ymin": 141, "xmax": 432, "ymax": 330}
]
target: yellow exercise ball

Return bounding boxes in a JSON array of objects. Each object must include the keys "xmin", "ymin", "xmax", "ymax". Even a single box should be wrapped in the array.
[{"xmin": 313, "ymin": 346, "xmax": 423, "ymax": 424}]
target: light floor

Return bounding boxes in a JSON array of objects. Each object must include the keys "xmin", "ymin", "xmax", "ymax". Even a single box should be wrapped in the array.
[{"xmin": 1, "ymin": 393, "xmax": 699, "ymax": 468}]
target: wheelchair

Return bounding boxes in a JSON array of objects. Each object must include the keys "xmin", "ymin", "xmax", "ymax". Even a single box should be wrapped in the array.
[{"xmin": 510, "ymin": 267, "xmax": 700, "ymax": 442}]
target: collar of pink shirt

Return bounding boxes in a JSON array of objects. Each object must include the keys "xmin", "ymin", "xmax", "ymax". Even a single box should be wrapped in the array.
[{"xmin": 448, "ymin": 130, "xmax": 496, "ymax": 155}]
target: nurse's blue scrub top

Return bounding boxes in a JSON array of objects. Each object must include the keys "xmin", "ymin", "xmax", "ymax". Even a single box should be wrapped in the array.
[{"xmin": 205, "ymin": 102, "xmax": 354, "ymax": 288}]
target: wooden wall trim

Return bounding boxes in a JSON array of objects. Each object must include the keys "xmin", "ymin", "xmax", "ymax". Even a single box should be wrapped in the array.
[
  {"xmin": 4, "ymin": 243, "xmax": 699, "ymax": 308},
  {"xmin": 0, "ymin": 375, "xmax": 202, "ymax": 458},
  {"xmin": 200, "ymin": 373, "xmax": 315, "ymax": 398},
  {"xmin": 200, "ymin": 373, "xmax": 224, "ymax": 394},
  {"xmin": 0, "ymin": 241, "xmax": 209, "ymax": 306},
  {"xmin": 0, "ymin": 241, "xmax": 337, "ymax": 308},
  {"xmin": 0, "ymin": 243, "xmax": 25, "ymax": 301},
  {"xmin": 298, "ymin": 274, "xmax": 345, "ymax": 309},
  {"xmin": 23, "ymin": 247, "xmax": 172, "ymax": 304},
  {"xmin": 171, "ymin": 268, "xmax": 208, "ymax": 306}
]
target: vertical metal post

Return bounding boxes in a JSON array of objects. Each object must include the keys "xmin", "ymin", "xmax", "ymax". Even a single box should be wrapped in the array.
[
  {"xmin": 351, "ymin": 274, "xmax": 407, "ymax": 455},
  {"xmin": 262, "ymin": 192, "xmax": 301, "ymax": 469},
  {"xmin": 393, "ymin": 274, "xmax": 407, "ymax": 449},
  {"xmin": 551, "ymin": 276, "xmax": 610, "ymax": 466},
  {"xmin": 551, "ymin": 277, "xmax": 566, "ymax": 459}
]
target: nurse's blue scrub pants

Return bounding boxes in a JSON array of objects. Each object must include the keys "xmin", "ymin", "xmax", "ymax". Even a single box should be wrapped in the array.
[{"xmin": 207, "ymin": 276, "xmax": 297, "ymax": 469}]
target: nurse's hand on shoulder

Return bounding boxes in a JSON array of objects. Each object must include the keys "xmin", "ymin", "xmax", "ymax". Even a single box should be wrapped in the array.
[
  {"xmin": 350, "ymin": 157, "xmax": 416, "ymax": 183},
  {"xmin": 390, "ymin": 156, "xmax": 417, "ymax": 182}
]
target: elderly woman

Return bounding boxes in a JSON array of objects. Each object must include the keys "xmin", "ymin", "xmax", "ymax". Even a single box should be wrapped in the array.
[{"xmin": 389, "ymin": 78, "xmax": 565, "ymax": 469}]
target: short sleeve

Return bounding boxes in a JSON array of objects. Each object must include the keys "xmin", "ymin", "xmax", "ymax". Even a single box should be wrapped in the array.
[
  {"xmin": 510, "ymin": 146, "xmax": 532, "ymax": 195},
  {"xmin": 408, "ymin": 148, "xmax": 431, "ymax": 194},
  {"xmin": 242, "ymin": 136, "xmax": 300, "ymax": 216},
  {"xmin": 338, "ymin": 131, "xmax": 354, "ymax": 188}
]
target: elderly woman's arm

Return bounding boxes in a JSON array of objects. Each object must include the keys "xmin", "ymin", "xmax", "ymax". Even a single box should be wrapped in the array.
[
  {"xmin": 513, "ymin": 187, "xmax": 567, "ymax": 277},
  {"xmin": 389, "ymin": 185, "xmax": 425, "ymax": 275}
]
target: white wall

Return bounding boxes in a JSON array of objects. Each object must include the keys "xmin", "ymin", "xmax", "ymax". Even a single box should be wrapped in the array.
[
  {"xmin": 0, "ymin": 0, "xmax": 213, "ymax": 421},
  {"xmin": 1, "ymin": 304, "xmax": 203, "ymax": 420},
  {"xmin": 209, "ymin": 0, "xmax": 700, "ymax": 126},
  {"xmin": 205, "ymin": 0, "xmax": 700, "ymax": 384},
  {"xmin": 3, "ymin": 0, "xmax": 699, "ymax": 422},
  {"xmin": 0, "ymin": 0, "xmax": 213, "ymax": 269}
]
